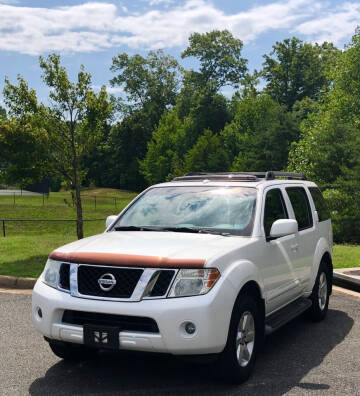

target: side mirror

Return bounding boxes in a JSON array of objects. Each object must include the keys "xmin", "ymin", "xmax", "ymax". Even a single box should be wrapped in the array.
[
  {"xmin": 106, "ymin": 215, "xmax": 118, "ymax": 229},
  {"xmin": 270, "ymin": 219, "xmax": 298, "ymax": 238}
]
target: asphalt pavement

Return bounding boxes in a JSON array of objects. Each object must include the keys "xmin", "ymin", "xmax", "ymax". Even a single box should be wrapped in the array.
[{"xmin": 0, "ymin": 289, "xmax": 359, "ymax": 396}]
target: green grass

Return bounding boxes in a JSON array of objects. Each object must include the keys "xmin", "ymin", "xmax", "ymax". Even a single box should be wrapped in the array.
[
  {"xmin": 0, "ymin": 188, "xmax": 137, "ymax": 277},
  {"xmin": 332, "ymin": 244, "xmax": 360, "ymax": 269},
  {"xmin": 0, "ymin": 188, "xmax": 359, "ymax": 278}
]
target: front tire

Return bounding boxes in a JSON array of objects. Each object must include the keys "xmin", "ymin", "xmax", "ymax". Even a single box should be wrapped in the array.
[
  {"xmin": 308, "ymin": 261, "xmax": 330, "ymax": 322},
  {"xmin": 215, "ymin": 295, "xmax": 261, "ymax": 384},
  {"xmin": 48, "ymin": 339, "xmax": 98, "ymax": 361}
]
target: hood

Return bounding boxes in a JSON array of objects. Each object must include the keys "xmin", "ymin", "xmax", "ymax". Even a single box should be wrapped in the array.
[{"xmin": 50, "ymin": 231, "xmax": 254, "ymax": 267}]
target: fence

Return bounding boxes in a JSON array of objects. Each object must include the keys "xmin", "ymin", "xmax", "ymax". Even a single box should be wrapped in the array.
[
  {"xmin": 0, "ymin": 193, "xmax": 123, "ymax": 210},
  {"xmin": 1, "ymin": 218, "xmax": 106, "ymax": 237}
]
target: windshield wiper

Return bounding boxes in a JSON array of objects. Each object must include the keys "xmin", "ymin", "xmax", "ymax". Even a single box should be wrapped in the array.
[
  {"xmin": 198, "ymin": 229, "xmax": 231, "ymax": 236},
  {"xmin": 114, "ymin": 226, "xmax": 163, "ymax": 232},
  {"xmin": 162, "ymin": 227, "xmax": 231, "ymax": 236},
  {"xmin": 114, "ymin": 225, "xmax": 231, "ymax": 236},
  {"xmin": 160, "ymin": 226, "xmax": 200, "ymax": 233}
]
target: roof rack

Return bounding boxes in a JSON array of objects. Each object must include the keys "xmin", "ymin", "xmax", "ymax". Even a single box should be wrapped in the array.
[{"xmin": 172, "ymin": 171, "xmax": 306, "ymax": 182}]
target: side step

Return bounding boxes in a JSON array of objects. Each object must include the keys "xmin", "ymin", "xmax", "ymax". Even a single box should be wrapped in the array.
[{"xmin": 265, "ymin": 297, "xmax": 312, "ymax": 335}]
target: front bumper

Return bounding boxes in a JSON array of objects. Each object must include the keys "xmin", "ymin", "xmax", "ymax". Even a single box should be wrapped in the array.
[{"xmin": 32, "ymin": 277, "xmax": 235, "ymax": 355}]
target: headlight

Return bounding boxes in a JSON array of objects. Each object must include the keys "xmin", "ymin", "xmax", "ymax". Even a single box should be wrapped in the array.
[
  {"xmin": 168, "ymin": 268, "xmax": 220, "ymax": 298},
  {"xmin": 40, "ymin": 259, "xmax": 62, "ymax": 289}
]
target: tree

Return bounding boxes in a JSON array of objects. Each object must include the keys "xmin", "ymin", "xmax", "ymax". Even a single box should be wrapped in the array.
[
  {"xmin": 184, "ymin": 130, "xmax": 230, "ymax": 173},
  {"xmin": 288, "ymin": 30, "xmax": 360, "ymax": 183},
  {"xmin": 140, "ymin": 86, "xmax": 230, "ymax": 185},
  {"xmin": 221, "ymin": 94, "xmax": 298, "ymax": 171},
  {"xmin": 181, "ymin": 30, "xmax": 247, "ymax": 89},
  {"xmin": 110, "ymin": 49, "xmax": 181, "ymax": 121},
  {"xmin": 3, "ymin": 54, "xmax": 112, "ymax": 239},
  {"xmin": 0, "ymin": 118, "xmax": 49, "ymax": 186},
  {"xmin": 109, "ymin": 50, "xmax": 182, "ymax": 188},
  {"xmin": 0, "ymin": 105, "xmax": 6, "ymax": 119},
  {"xmin": 262, "ymin": 38, "xmax": 339, "ymax": 109}
]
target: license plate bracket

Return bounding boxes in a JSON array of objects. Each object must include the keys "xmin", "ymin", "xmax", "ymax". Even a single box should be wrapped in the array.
[{"xmin": 83, "ymin": 324, "xmax": 120, "ymax": 349}]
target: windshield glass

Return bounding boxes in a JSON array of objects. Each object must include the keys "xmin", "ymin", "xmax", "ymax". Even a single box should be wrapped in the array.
[{"xmin": 114, "ymin": 186, "xmax": 257, "ymax": 236}]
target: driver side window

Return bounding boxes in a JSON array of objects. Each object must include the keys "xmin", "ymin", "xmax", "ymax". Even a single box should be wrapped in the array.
[{"xmin": 264, "ymin": 189, "xmax": 288, "ymax": 237}]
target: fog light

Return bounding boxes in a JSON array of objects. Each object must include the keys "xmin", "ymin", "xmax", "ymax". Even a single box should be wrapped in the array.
[
  {"xmin": 37, "ymin": 308, "xmax": 43, "ymax": 319},
  {"xmin": 185, "ymin": 322, "xmax": 196, "ymax": 335}
]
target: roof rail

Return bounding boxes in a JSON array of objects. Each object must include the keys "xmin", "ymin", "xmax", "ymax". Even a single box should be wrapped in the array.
[
  {"xmin": 239, "ymin": 171, "xmax": 307, "ymax": 180},
  {"xmin": 172, "ymin": 173, "xmax": 258, "ymax": 182},
  {"xmin": 172, "ymin": 171, "xmax": 306, "ymax": 182}
]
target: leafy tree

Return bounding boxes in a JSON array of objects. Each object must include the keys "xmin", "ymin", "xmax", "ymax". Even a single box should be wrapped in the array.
[
  {"xmin": 288, "ymin": 30, "xmax": 360, "ymax": 241},
  {"xmin": 221, "ymin": 94, "xmax": 298, "ymax": 171},
  {"xmin": 106, "ymin": 110, "xmax": 153, "ymax": 190},
  {"xmin": 288, "ymin": 30, "xmax": 360, "ymax": 183},
  {"xmin": 109, "ymin": 50, "xmax": 182, "ymax": 188},
  {"xmin": 184, "ymin": 130, "xmax": 230, "ymax": 173},
  {"xmin": 140, "ymin": 110, "xmax": 187, "ymax": 185},
  {"xmin": 140, "ymin": 86, "xmax": 230, "ymax": 184},
  {"xmin": 181, "ymin": 30, "xmax": 247, "ymax": 89},
  {"xmin": 3, "ymin": 54, "xmax": 112, "ymax": 239},
  {"xmin": 110, "ymin": 49, "xmax": 181, "ymax": 121},
  {"xmin": 262, "ymin": 38, "xmax": 339, "ymax": 109},
  {"xmin": 0, "ymin": 105, "xmax": 6, "ymax": 119},
  {"xmin": 0, "ymin": 118, "xmax": 49, "ymax": 186}
]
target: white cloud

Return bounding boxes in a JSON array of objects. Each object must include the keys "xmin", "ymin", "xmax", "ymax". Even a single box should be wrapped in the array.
[
  {"xmin": 92, "ymin": 85, "xmax": 124, "ymax": 94},
  {"xmin": 148, "ymin": 0, "xmax": 175, "ymax": 5},
  {"xmin": 294, "ymin": 2, "xmax": 360, "ymax": 45},
  {"xmin": 0, "ymin": 0, "xmax": 358, "ymax": 55}
]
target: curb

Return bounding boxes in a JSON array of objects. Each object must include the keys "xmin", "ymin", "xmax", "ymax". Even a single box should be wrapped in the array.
[
  {"xmin": 0, "ymin": 275, "xmax": 37, "ymax": 289},
  {"xmin": 334, "ymin": 268, "xmax": 360, "ymax": 293}
]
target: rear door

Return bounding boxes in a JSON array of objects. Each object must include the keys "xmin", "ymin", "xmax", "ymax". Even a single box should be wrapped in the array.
[{"xmin": 284, "ymin": 186, "xmax": 317, "ymax": 292}]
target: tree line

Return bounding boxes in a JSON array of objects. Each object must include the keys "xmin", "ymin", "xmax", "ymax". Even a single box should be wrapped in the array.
[{"xmin": 0, "ymin": 29, "xmax": 359, "ymax": 241}]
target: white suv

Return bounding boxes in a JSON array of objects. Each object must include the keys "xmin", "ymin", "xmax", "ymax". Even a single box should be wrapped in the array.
[{"xmin": 32, "ymin": 171, "xmax": 333, "ymax": 383}]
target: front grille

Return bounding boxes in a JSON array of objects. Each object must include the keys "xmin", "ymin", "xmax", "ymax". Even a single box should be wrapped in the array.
[
  {"xmin": 77, "ymin": 265, "xmax": 143, "ymax": 298},
  {"xmin": 62, "ymin": 310, "xmax": 159, "ymax": 333},
  {"xmin": 149, "ymin": 270, "xmax": 175, "ymax": 297},
  {"xmin": 59, "ymin": 263, "xmax": 70, "ymax": 290}
]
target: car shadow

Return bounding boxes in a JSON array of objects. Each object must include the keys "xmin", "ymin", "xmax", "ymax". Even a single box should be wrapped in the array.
[{"xmin": 28, "ymin": 308, "xmax": 353, "ymax": 396}]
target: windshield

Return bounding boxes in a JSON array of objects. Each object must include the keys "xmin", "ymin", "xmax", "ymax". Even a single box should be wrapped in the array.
[{"xmin": 114, "ymin": 186, "xmax": 257, "ymax": 236}]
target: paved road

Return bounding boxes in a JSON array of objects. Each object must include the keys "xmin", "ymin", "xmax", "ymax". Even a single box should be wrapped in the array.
[
  {"xmin": 0, "ymin": 190, "xmax": 40, "ymax": 196},
  {"xmin": 0, "ymin": 289, "xmax": 359, "ymax": 396}
]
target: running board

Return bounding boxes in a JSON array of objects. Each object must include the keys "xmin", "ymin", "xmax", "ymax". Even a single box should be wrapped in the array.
[{"xmin": 265, "ymin": 297, "xmax": 312, "ymax": 335}]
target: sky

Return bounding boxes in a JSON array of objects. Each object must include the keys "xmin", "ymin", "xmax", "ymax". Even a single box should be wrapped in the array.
[{"xmin": 1, "ymin": 0, "xmax": 360, "ymax": 105}]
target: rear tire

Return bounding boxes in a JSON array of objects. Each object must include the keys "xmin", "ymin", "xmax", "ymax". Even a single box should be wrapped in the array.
[
  {"xmin": 308, "ymin": 261, "xmax": 330, "ymax": 322},
  {"xmin": 215, "ymin": 294, "xmax": 261, "ymax": 384},
  {"xmin": 48, "ymin": 339, "xmax": 98, "ymax": 361}
]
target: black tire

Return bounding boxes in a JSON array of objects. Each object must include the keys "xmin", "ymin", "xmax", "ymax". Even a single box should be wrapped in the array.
[
  {"xmin": 215, "ymin": 294, "xmax": 262, "ymax": 384},
  {"xmin": 48, "ymin": 339, "xmax": 98, "ymax": 361},
  {"xmin": 308, "ymin": 261, "xmax": 330, "ymax": 322}
]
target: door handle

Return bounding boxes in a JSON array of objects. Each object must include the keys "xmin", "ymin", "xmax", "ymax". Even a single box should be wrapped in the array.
[{"xmin": 291, "ymin": 243, "xmax": 299, "ymax": 251}]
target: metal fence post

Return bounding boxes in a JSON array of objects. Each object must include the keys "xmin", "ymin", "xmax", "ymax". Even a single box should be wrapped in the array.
[
  {"xmin": 94, "ymin": 196, "xmax": 97, "ymax": 211},
  {"xmin": 2, "ymin": 220, "xmax": 5, "ymax": 237}
]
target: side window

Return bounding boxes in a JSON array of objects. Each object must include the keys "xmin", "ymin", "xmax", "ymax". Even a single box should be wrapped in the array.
[
  {"xmin": 309, "ymin": 187, "xmax": 331, "ymax": 221},
  {"xmin": 264, "ymin": 189, "xmax": 288, "ymax": 237},
  {"xmin": 286, "ymin": 187, "xmax": 313, "ymax": 230}
]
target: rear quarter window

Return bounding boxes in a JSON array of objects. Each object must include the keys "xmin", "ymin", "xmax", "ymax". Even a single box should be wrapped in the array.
[{"xmin": 309, "ymin": 187, "xmax": 331, "ymax": 221}]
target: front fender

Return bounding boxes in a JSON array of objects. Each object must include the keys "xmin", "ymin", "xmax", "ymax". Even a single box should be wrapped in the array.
[{"xmin": 221, "ymin": 259, "xmax": 265, "ymax": 299}]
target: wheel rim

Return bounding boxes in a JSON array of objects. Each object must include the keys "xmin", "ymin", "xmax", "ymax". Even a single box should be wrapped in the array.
[
  {"xmin": 236, "ymin": 311, "xmax": 255, "ymax": 367},
  {"xmin": 318, "ymin": 272, "xmax": 328, "ymax": 311}
]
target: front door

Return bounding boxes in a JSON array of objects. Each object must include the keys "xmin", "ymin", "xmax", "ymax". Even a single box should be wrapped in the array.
[{"xmin": 261, "ymin": 187, "xmax": 301, "ymax": 313}]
